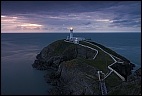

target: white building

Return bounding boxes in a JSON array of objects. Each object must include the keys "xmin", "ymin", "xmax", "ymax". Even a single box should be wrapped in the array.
[{"xmin": 66, "ymin": 27, "xmax": 85, "ymax": 44}]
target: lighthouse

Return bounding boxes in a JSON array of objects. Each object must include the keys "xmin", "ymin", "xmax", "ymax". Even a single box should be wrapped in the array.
[
  {"xmin": 70, "ymin": 27, "xmax": 73, "ymax": 39},
  {"xmin": 66, "ymin": 27, "xmax": 85, "ymax": 44}
]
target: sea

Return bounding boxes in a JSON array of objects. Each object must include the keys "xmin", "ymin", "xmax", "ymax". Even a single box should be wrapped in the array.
[{"xmin": 1, "ymin": 33, "xmax": 141, "ymax": 95}]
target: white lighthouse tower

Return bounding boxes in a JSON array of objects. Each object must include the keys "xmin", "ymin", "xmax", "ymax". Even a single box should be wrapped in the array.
[
  {"xmin": 70, "ymin": 27, "xmax": 73, "ymax": 39},
  {"xmin": 66, "ymin": 27, "xmax": 85, "ymax": 44}
]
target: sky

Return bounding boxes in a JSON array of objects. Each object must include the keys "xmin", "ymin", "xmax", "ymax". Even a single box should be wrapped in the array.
[{"xmin": 1, "ymin": 1, "xmax": 141, "ymax": 33}]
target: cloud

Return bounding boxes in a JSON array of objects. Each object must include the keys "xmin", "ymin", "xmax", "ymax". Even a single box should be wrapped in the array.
[
  {"xmin": 1, "ymin": 15, "xmax": 44, "ymax": 32},
  {"xmin": 100, "ymin": 1, "xmax": 141, "ymax": 30},
  {"xmin": 1, "ymin": 1, "xmax": 141, "ymax": 33},
  {"xmin": 1, "ymin": 1, "xmax": 118, "ymax": 14},
  {"xmin": 96, "ymin": 19, "xmax": 113, "ymax": 23}
]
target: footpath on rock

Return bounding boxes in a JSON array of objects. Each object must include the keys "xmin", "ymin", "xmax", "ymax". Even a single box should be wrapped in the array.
[{"xmin": 32, "ymin": 38, "xmax": 140, "ymax": 95}]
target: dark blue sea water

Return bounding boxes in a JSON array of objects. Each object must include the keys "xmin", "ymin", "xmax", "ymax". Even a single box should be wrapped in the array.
[{"xmin": 1, "ymin": 33, "xmax": 141, "ymax": 95}]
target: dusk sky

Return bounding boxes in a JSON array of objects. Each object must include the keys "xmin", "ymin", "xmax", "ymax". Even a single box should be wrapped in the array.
[{"xmin": 1, "ymin": 1, "xmax": 141, "ymax": 33}]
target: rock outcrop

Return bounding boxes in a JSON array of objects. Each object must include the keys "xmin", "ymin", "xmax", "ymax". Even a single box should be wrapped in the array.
[
  {"xmin": 107, "ymin": 68, "xmax": 141, "ymax": 95},
  {"xmin": 32, "ymin": 39, "xmax": 139, "ymax": 95},
  {"xmin": 32, "ymin": 39, "xmax": 96, "ymax": 70}
]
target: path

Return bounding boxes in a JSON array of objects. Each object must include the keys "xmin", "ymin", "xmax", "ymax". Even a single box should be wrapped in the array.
[
  {"xmin": 100, "ymin": 81, "xmax": 107, "ymax": 95},
  {"xmin": 98, "ymin": 71, "xmax": 107, "ymax": 95},
  {"xmin": 83, "ymin": 41, "xmax": 125, "ymax": 81},
  {"xmin": 64, "ymin": 39, "xmax": 126, "ymax": 95},
  {"xmin": 64, "ymin": 40, "xmax": 98, "ymax": 59}
]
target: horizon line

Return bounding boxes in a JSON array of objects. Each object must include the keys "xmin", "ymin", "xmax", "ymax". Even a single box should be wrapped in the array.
[{"xmin": 1, "ymin": 32, "xmax": 141, "ymax": 33}]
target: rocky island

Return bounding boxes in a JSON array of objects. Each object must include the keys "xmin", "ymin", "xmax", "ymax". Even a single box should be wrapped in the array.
[
  {"xmin": 32, "ymin": 39, "xmax": 141, "ymax": 95},
  {"xmin": 32, "ymin": 28, "xmax": 141, "ymax": 95}
]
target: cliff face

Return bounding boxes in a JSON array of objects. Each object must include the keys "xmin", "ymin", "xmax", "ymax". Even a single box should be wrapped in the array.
[
  {"xmin": 45, "ymin": 59, "xmax": 100, "ymax": 95},
  {"xmin": 32, "ymin": 39, "xmax": 139, "ymax": 95}
]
